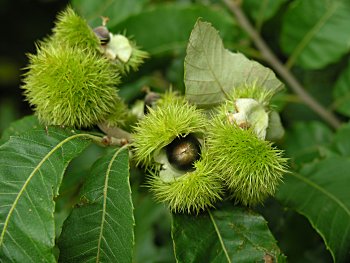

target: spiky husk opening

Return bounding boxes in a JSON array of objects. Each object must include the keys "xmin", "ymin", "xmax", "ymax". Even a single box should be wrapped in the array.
[
  {"xmin": 22, "ymin": 42, "xmax": 121, "ymax": 128},
  {"xmin": 230, "ymin": 83, "xmax": 281, "ymax": 107},
  {"xmin": 148, "ymin": 150, "xmax": 223, "ymax": 214},
  {"xmin": 51, "ymin": 6, "xmax": 100, "ymax": 52},
  {"xmin": 132, "ymin": 94, "xmax": 206, "ymax": 167},
  {"xmin": 207, "ymin": 117, "xmax": 288, "ymax": 206},
  {"xmin": 115, "ymin": 41, "xmax": 149, "ymax": 74},
  {"xmin": 217, "ymin": 98, "xmax": 269, "ymax": 140}
]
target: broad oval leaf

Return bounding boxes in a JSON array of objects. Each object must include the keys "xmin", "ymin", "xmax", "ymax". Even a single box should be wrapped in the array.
[
  {"xmin": 172, "ymin": 204, "xmax": 285, "ymax": 262},
  {"xmin": 185, "ymin": 20, "xmax": 283, "ymax": 107},
  {"xmin": 110, "ymin": 3, "xmax": 240, "ymax": 56},
  {"xmin": 276, "ymin": 157, "xmax": 350, "ymax": 262},
  {"xmin": 333, "ymin": 60, "xmax": 350, "ymax": 117},
  {"xmin": 72, "ymin": 0, "xmax": 147, "ymax": 28},
  {"xmin": 0, "ymin": 127, "xmax": 91, "ymax": 262},
  {"xmin": 58, "ymin": 147, "xmax": 133, "ymax": 263},
  {"xmin": 281, "ymin": 0, "xmax": 350, "ymax": 69}
]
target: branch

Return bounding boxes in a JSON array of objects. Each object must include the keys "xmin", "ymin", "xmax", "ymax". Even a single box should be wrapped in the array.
[
  {"xmin": 98, "ymin": 123, "xmax": 132, "ymax": 141},
  {"xmin": 223, "ymin": 0, "xmax": 341, "ymax": 129},
  {"xmin": 88, "ymin": 134, "xmax": 129, "ymax": 147},
  {"xmin": 96, "ymin": 122, "xmax": 133, "ymax": 147}
]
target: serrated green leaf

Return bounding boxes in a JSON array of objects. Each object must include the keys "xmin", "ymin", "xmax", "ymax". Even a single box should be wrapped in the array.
[
  {"xmin": 276, "ymin": 157, "xmax": 350, "ymax": 262},
  {"xmin": 0, "ymin": 115, "xmax": 40, "ymax": 145},
  {"xmin": 184, "ymin": 20, "xmax": 283, "ymax": 107},
  {"xmin": 172, "ymin": 204, "xmax": 285, "ymax": 263},
  {"xmin": 333, "ymin": 60, "xmax": 350, "ymax": 117},
  {"xmin": 281, "ymin": 0, "xmax": 350, "ymax": 69},
  {"xmin": 58, "ymin": 147, "xmax": 133, "ymax": 263},
  {"xmin": 55, "ymin": 143, "xmax": 107, "ymax": 240},
  {"xmin": 283, "ymin": 121, "xmax": 333, "ymax": 167},
  {"xmin": 0, "ymin": 127, "xmax": 91, "ymax": 262},
  {"xmin": 72, "ymin": 0, "xmax": 147, "ymax": 28},
  {"xmin": 110, "ymin": 3, "xmax": 240, "ymax": 56}
]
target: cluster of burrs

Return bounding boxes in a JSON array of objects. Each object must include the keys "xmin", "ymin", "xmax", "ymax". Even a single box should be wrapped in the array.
[
  {"xmin": 21, "ymin": 6, "xmax": 288, "ymax": 215},
  {"xmin": 132, "ymin": 87, "xmax": 288, "ymax": 214},
  {"xmin": 22, "ymin": 6, "xmax": 148, "ymax": 129}
]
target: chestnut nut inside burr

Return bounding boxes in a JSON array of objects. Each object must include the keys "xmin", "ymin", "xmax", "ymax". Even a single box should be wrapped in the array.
[
  {"xmin": 165, "ymin": 134, "xmax": 201, "ymax": 171},
  {"xmin": 93, "ymin": 26, "xmax": 110, "ymax": 45}
]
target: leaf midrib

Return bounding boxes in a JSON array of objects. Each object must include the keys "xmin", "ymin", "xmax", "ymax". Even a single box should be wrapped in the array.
[
  {"xmin": 0, "ymin": 133, "xmax": 91, "ymax": 247},
  {"xmin": 196, "ymin": 22, "xmax": 230, "ymax": 100},
  {"xmin": 208, "ymin": 210, "xmax": 231, "ymax": 263},
  {"xmin": 95, "ymin": 146, "xmax": 126, "ymax": 263}
]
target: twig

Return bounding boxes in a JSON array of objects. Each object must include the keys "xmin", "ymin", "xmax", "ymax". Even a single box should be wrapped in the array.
[
  {"xmin": 223, "ymin": 0, "xmax": 341, "ymax": 129},
  {"xmin": 97, "ymin": 122, "xmax": 132, "ymax": 142},
  {"xmin": 87, "ymin": 134, "xmax": 129, "ymax": 147}
]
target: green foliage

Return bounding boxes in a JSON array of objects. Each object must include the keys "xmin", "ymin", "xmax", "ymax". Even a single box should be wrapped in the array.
[
  {"xmin": 172, "ymin": 203, "xmax": 285, "ymax": 262},
  {"xmin": 0, "ymin": 115, "xmax": 39, "ymax": 145},
  {"xmin": 184, "ymin": 20, "xmax": 283, "ymax": 107},
  {"xmin": 283, "ymin": 121, "xmax": 333, "ymax": 167},
  {"xmin": 110, "ymin": 3, "xmax": 240, "ymax": 56},
  {"xmin": 0, "ymin": 127, "xmax": 91, "ymax": 261},
  {"xmin": 281, "ymin": 0, "xmax": 350, "ymax": 69},
  {"xmin": 277, "ymin": 157, "xmax": 350, "ymax": 262},
  {"xmin": 132, "ymin": 192, "xmax": 173, "ymax": 263},
  {"xmin": 2, "ymin": 0, "xmax": 350, "ymax": 261},
  {"xmin": 331, "ymin": 123, "xmax": 350, "ymax": 156},
  {"xmin": 58, "ymin": 148, "xmax": 133, "ymax": 262},
  {"xmin": 333, "ymin": 59, "xmax": 350, "ymax": 116},
  {"xmin": 243, "ymin": 0, "xmax": 287, "ymax": 23},
  {"xmin": 72, "ymin": 0, "xmax": 147, "ymax": 28}
]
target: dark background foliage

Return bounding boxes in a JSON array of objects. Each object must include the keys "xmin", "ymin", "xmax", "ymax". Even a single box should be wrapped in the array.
[{"xmin": 0, "ymin": 0, "xmax": 69, "ymax": 131}]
